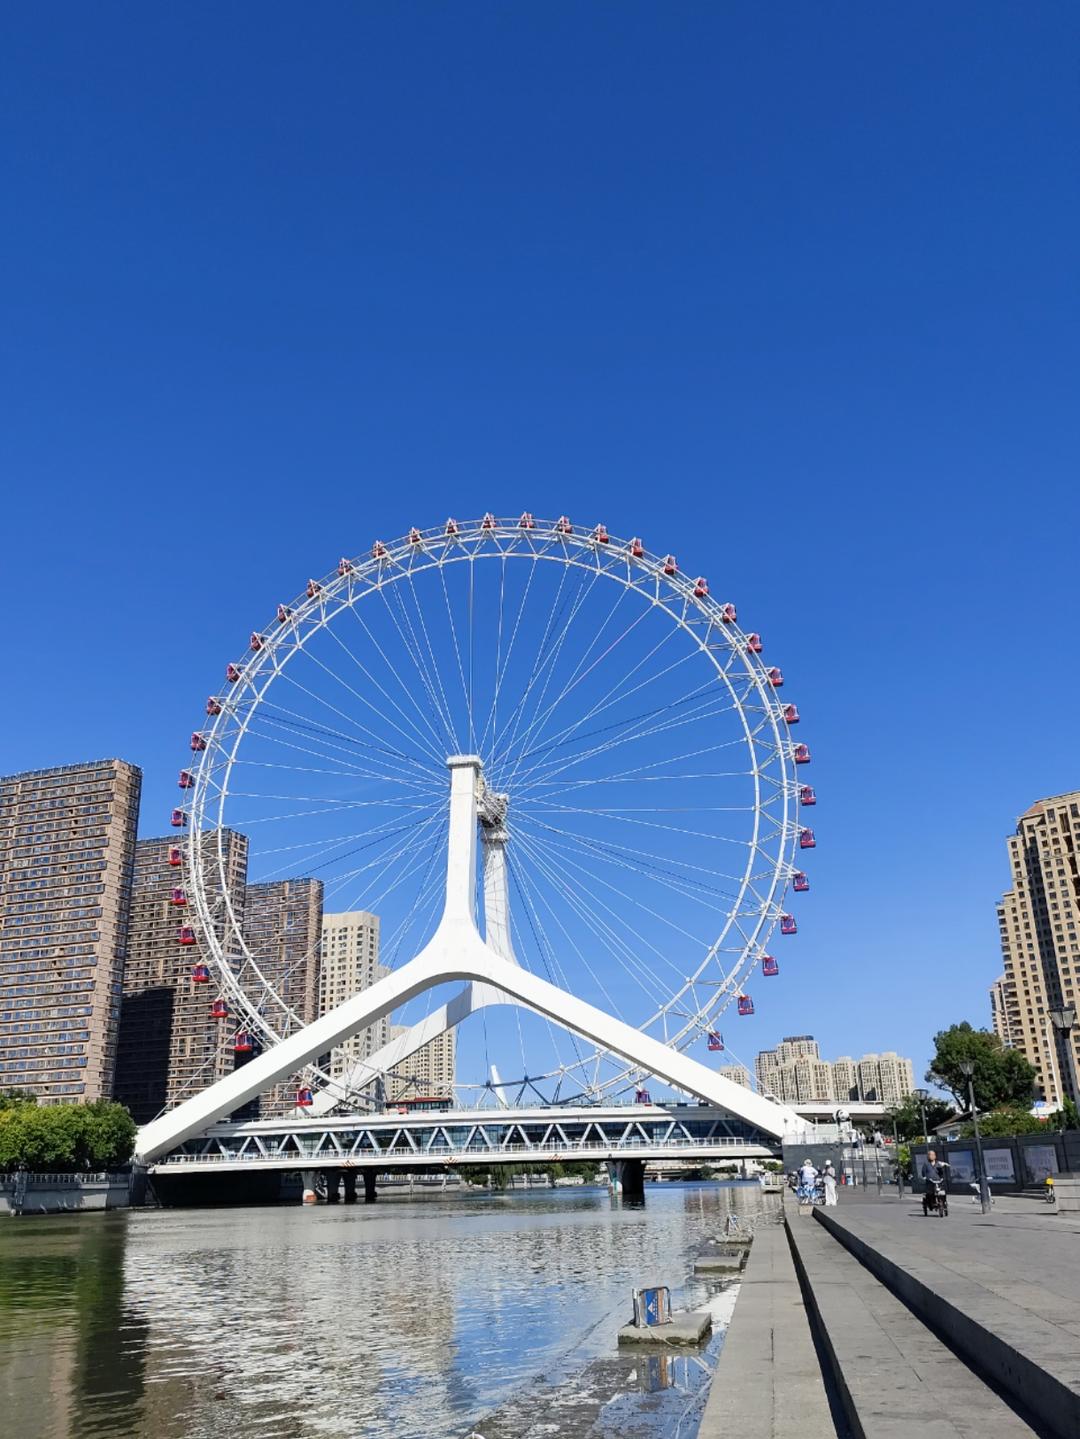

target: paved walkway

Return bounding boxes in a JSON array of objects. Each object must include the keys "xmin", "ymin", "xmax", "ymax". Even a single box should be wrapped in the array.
[
  {"xmin": 698, "ymin": 1219, "xmax": 836, "ymax": 1438},
  {"xmin": 815, "ymin": 1192, "xmax": 1080, "ymax": 1437}
]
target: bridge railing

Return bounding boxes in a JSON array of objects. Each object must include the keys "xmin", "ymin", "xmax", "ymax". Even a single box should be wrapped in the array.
[{"xmin": 154, "ymin": 1135, "xmax": 776, "ymax": 1167}]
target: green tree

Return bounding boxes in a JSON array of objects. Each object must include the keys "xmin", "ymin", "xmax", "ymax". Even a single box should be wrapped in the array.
[
  {"xmin": 0, "ymin": 1100, "xmax": 136, "ymax": 1173},
  {"xmin": 883, "ymin": 1094, "xmax": 956, "ymax": 1141},
  {"xmin": 926, "ymin": 1022, "xmax": 1036, "ymax": 1112},
  {"xmin": 1049, "ymin": 1097, "xmax": 1080, "ymax": 1131},
  {"xmin": 959, "ymin": 1105, "xmax": 1048, "ymax": 1137}
]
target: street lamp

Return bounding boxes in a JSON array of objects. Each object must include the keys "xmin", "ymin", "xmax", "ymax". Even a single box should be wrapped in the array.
[
  {"xmin": 1048, "ymin": 1005, "xmax": 1079, "ymax": 1114},
  {"xmin": 913, "ymin": 1087, "xmax": 930, "ymax": 1143},
  {"xmin": 959, "ymin": 1060, "xmax": 991, "ymax": 1214}
]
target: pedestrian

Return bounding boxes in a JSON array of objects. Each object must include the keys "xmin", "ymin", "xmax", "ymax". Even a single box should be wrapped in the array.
[
  {"xmin": 797, "ymin": 1156, "xmax": 818, "ymax": 1203},
  {"xmin": 822, "ymin": 1159, "xmax": 838, "ymax": 1206}
]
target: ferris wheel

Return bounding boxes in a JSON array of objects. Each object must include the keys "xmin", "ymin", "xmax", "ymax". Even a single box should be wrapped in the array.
[{"xmin": 171, "ymin": 515, "xmax": 816, "ymax": 1112}]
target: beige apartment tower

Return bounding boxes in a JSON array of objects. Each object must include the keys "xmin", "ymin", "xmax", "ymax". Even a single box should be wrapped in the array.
[
  {"xmin": 388, "ymin": 1025, "xmax": 455, "ymax": 1100},
  {"xmin": 114, "ymin": 830, "xmax": 249, "ymax": 1123},
  {"xmin": 320, "ymin": 910, "xmax": 391, "ymax": 1092},
  {"xmin": 995, "ymin": 790, "xmax": 1080, "ymax": 1105},
  {"xmin": 243, "ymin": 878, "xmax": 324, "ymax": 1117},
  {"xmin": 0, "ymin": 759, "xmax": 141, "ymax": 1102},
  {"xmin": 754, "ymin": 1039, "xmax": 914, "ymax": 1106}
]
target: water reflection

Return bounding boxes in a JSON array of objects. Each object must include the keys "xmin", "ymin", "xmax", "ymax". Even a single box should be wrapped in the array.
[{"xmin": 0, "ymin": 1184, "xmax": 767, "ymax": 1439}]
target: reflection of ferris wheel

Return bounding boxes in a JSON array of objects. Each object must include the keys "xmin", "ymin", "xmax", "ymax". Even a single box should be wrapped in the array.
[{"xmin": 174, "ymin": 515, "xmax": 816, "ymax": 1110}]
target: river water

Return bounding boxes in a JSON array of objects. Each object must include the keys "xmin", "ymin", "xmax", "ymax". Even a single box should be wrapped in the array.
[{"xmin": 0, "ymin": 1183, "xmax": 770, "ymax": 1439}]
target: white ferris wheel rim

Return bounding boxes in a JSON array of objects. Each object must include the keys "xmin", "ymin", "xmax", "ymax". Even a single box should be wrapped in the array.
[{"xmin": 180, "ymin": 516, "xmax": 804, "ymax": 1103}]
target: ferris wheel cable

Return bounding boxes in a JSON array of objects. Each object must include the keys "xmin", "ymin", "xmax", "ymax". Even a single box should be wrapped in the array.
[
  {"xmin": 339, "ymin": 599, "xmax": 459, "ymax": 761},
  {"xmin": 478, "ymin": 548, "xmax": 550, "ymax": 766},
  {"xmin": 382, "ymin": 564, "xmax": 457, "ymax": 748},
  {"xmin": 278, "ymin": 646, "xmax": 446, "ymax": 772},
  {"xmin": 509, "ymin": 831, "xmax": 669, "ymax": 1008},
  {"xmin": 528, "ymin": 800, "xmax": 776, "ymax": 848},
  {"xmin": 250, "ymin": 697, "xmax": 441, "ymax": 777},
  {"xmin": 510, "ymin": 826, "xmax": 681, "ymax": 1004},
  {"xmin": 242, "ymin": 714, "xmax": 440, "ymax": 788},
  {"xmin": 367, "ymin": 580, "xmax": 458, "ymax": 756},
  {"xmin": 475, "ymin": 556, "xmax": 509, "ymax": 757},
  {"xmin": 503, "ymin": 890, "xmax": 577, "ymax": 1079},
  {"xmin": 435, "ymin": 557, "xmax": 476, "ymax": 754},
  {"xmin": 494, "ymin": 561, "xmax": 627, "ymax": 786},
  {"xmin": 492, "ymin": 564, "xmax": 628, "ymax": 789}
]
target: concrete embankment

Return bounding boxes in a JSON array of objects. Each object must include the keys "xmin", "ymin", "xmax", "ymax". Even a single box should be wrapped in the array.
[{"xmin": 1, "ymin": 1171, "xmax": 130, "ymax": 1216}]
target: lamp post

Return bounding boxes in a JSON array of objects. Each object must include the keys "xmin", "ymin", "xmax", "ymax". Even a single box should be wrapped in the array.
[
  {"xmin": 959, "ymin": 1060, "xmax": 991, "ymax": 1214},
  {"xmin": 1048, "ymin": 1005, "xmax": 1079, "ymax": 1115},
  {"xmin": 892, "ymin": 1118, "xmax": 903, "ymax": 1197},
  {"xmin": 913, "ymin": 1087, "xmax": 930, "ymax": 1143}
]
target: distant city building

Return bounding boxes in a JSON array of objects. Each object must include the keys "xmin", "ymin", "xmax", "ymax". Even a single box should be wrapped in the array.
[
  {"xmin": 114, "ymin": 830, "xmax": 248, "ymax": 1124},
  {"xmin": 244, "ymin": 878, "xmax": 324, "ymax": 1116},
  {"xmin": 0, "ymin": 760, "xmax": 141, "ymax": 1102},
  {"xmin": 753, "ymin": 1038, "xmax": 914, "ymax": 1107},
  {"xmin": 994, "ymin": 790, "xmax": 1080, "ymax": 1105},
  {"xmin": 387, "ymin": 1025, "xmax": 455, "ymax": 1100},
  {"xmin": 319, "ymin": 910, "xmax": 390, "ymax": 1095},
  {"xmin": 989, "ymin": 974, "xmax": 1017, "ymax": 1049},
  {"xmin": 716, "ymin": 1062, "xmax": 752, "ymax": 1088}
]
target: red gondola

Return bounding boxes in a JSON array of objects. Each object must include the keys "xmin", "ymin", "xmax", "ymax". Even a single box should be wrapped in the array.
[
  {"xmin": 211, "ymin": 998, "xmax": 229, "ymax": 1019},
  {"xmin": 168, "ymin": 846, "xmax": 181, "ymax": 867},
  {"xmin": 170, "ymin": 809, "xmax": 187, "ymax": 828},
  {"xmin": 799, "ymin": 786, "xmax": 817, "ymax": 807},
  {"xmin": 232, "ymin": 1031, "xmax": 253, "ymax": 1053},
  {"xmin": 792, "ymin": 744, "xmax": 811, "ymax": 765},
  {"xmin": 707, "ymin": 1030, "xmax": 724, "ymax": 1052},
  {"xmin": 762, "ymin": 955, "xmax": 779, "ymax": 977},
  {"xmin": 745, "ymin": 632, "xmax": 763, "ymax": 653},
  {"xmin": 662, "ymin": 554, "xmax": 677, "ymax": 575},
  {"xmin": 190, "ymin": 732, "xmax": 207, "ymax": 752},
  {"xmin": 737, "ymin": 995, "xmax": 754, "ymax": 1016},
  {"xmin": 782, "ymin": 704, "xmax": 800, "ymax": 725},
  {"xmin": 693, "ymin": 577, "xmax": 709, "ymax": 598},
  {"xmin": 792, "ymin": 872, "xmax": 810, "ymax": 893},
  {"xmin": 628, "ymin": 537, "xmax": 645, "ymax": 558},
  {"xmin": 480, "ymin": 513, "xmax": 496, "ymax": 530},
  {"xmin": 592, "ymin": 523, "xmax": 609, "ymax": 543},
  {"xmin": 225, "ymin": 663, "xmax": 242, "ymax": 684},
  {"xmin": 799, "ymin": 827, "xmax": 816, "ymax": 849},
  {"xmin": 409, "ymin": 527, "xmax": 422, "ymax": 544},
  {"xmin": 250, "ymin": 633, "xmax": 265, "ymax": 651},
  {"xmin": 780, "ymin": 913, "xmax": 797, "ymax": 935},
  {"xmin": 635, "ymin": 1087, "xmax": 652, "ymax": 1104},
  {"xmin": 295, "ymin": 1088, "xmax": 314, "ymax": 1108},
  {"xmin": 277, "ymin": 604, "xmax": 292, "ymax": 624},
  {"xmin": 306, "ymin": 579, "xmax": 322, "ymax": 598},
  {"xmin": 445, "ymin": 518, "xmax": 459, "ymax": 536},
  {"xmin": 191, "ymin": 964, "xmax": 210, "ymax": 983},
  {"xmin": 339, "ymin": 556, "xmax": 355, "ymax": 575},
  {"xmin": 718, "ymin": 602, "xmax": 736, "ymax": 623},
  {"xmin": 206, "ymin": 696, "xmax": 222, "ymax": 716},
  {"xmin": 170, "ymin": 888, "xmax": 187, "ymax": 907},
  {"xmin": 178, "ymin": 926, "xmax": 196, "ymax": 946},
  {"xmin": 555, "ymin": 515, "xmax": 573, "ymax": 534},
  {"xmin": 178, "ymin": 770, "xmax": 194, "ymax": 789},
  {"xmin": 519, "ymin": 512, "xmax": 535, "ymax": 530},
  {"xmin": 371, "ymin": 542, "xmax": 387, "ymax": 559},
  {"xmin": 765, "ymin": 667, "xmax": 783, "ymax": 687}
]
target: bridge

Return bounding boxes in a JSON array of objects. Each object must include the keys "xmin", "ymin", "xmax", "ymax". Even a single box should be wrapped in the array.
[{"xmin": 145, "ymin": 1098, "xmax": 886, "ymax": 1204}]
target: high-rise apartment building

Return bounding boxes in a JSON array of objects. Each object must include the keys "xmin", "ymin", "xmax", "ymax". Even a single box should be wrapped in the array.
[
  {"xmin": 833, "ymin": 1058, "xmax": 859, "ymax": 1102},
  {"xmin": 0, "ymin": 760, "xmax": 141, "ymax": 1102},
  {"xmin": 995, "ymin": 791, "xmax": 1080, "ymax": 1105},
  {"xmin": 717, "ymin": 1062, "xmax": 753, "ymax": 1089},
  {"xmin": 989, "ymin": 974, "xmax": 1018, "ymax": 1048},
  {"xmin": 114, "ymin": 830, "xmax": 248, "ymax": 1123},
  {"xmin": 387, "ymin": 1025, "xmax": 455, "ymax": 1100},
  {"xmin": 244, "ymin": 878, "xmax": 324, "ymax": 1116},
  {"xmin": 319, "ymin": 910, "xmax": 390, "ymax": 1094},
  {"xmin": 856, "ymin": 1052, "xmax": 914, "ymax": 1105},
  {"xmin": 755, "ymin": 1035, "xmax": 821, "ymax": 1095},
  {"xmin": 753, "ymin": 1039, "xmax": 913, "ymax": 1107}
]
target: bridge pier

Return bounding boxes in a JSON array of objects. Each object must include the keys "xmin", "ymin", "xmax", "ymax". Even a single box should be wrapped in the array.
[
  {"xmin": 323, "ymin": 1170, "xmax": 340, "ymax": 1204},
  {"xmin": 607, "ymin": 1158, "xmax": 645, "ymax": 1204},
  {"xmin": 301, "ymin": 1170, "xmax": 318, "ymax": 1205},
  {"xmin": 363, "ymin": 1170, "xmax": 377, "ymax": 1204},
  {"xmin": 342, "ymin": 1171, "xmax": 358, "ymax": 1205}
]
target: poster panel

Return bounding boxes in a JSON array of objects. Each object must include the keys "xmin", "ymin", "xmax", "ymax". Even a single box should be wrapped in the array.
[
  {"xmin": 1023, "ymin": 1144, "xmax": 1059, "ymax": 1183},
  {"xmin": 984, "ymin": 1148, "xmax": 1015, "ymax": 1182},
  {"xmin": 945, "ymin": 1149, "xmax": 975, "ymax": 1183}
]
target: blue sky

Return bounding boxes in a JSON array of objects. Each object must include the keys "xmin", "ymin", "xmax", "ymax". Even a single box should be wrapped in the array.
[{"xmin": 3, "ymin": 5, "xmax": 1078, "ymax": 1095}]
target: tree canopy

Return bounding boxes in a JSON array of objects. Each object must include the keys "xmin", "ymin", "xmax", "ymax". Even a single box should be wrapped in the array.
[
  {"xmin": 0, "ymin": 1100, "xmax": 136, "ymax": 1172},
  {"xmin": 925, "ymin": 1022, "xmax": 1036, "ymax": 1112},
  {"xmin": 883, "ymin": 1094, "xmax": 956, "ymax": 1141},
  {"xmin": 958, "ymin": 1105, "xmax": 1049, "ymax": 1138}
]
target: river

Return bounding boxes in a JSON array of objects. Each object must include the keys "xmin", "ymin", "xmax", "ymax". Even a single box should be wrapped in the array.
[{"xmin": 0, "ymin": 1182, "xmax": 771, "ymax": 1439}]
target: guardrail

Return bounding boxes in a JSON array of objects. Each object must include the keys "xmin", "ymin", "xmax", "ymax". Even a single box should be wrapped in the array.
[
  {"xmin": 155, "ymin": 1136, "xmax": 777, "ymax": 1168},
  {"xmin": 0, "ymin": 1171, "xmax": 122, "ymax": 1186}
]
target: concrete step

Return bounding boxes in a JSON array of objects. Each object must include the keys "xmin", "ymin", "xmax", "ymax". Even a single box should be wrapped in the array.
[
  {"xmin": 698, "ymin": 1221, "xmax": 836, "ymax": 1438},
  {"xmin": 787, "ymin": 1211, "xmax": 1041, "ymax": 1438}
]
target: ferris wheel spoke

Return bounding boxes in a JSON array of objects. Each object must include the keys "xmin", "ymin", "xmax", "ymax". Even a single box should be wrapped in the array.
[
  {"xmin": 395, "ymin": 568, "xmax": 464, "ymax": 752},
  {"xmin": 476, "ymin": 556, "xmax": 509, "ymax": 757},
  {"xmin": 321, "ymin": 623, "xmax": 449, "ymax": 765},
  {"xmin": 479, "ymin": 553, "xmax": 540, "ymax": 767},
  {"xmin": 436, "ymin": 558, "xmax": 476, "ymax": 753},
  {"xmin": 498, "ymin": 565, "xmax": 632, "ymax": 790},
  {"xmin": 277, "ymin": 666, "xmax": 443, "ymax": 773},
  {"xmin": 345, "ymin": 599, "xmax": 455, "ymax": 760},
  {"xmin": 378, "ymin": 581, "xmax": 458, "ymax": 754},
  {"xmin": 248, "ymin": 705, "xmax": 440, "ymax": 786}
]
